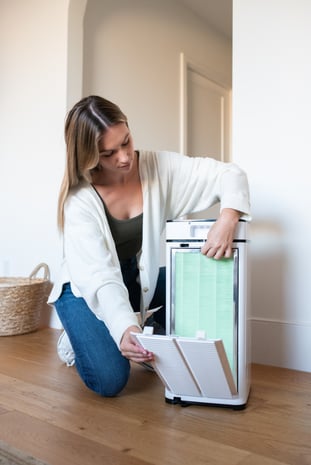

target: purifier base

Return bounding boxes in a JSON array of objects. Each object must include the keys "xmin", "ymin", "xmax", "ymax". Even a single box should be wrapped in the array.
[{"xmin": 164, "ymin": 388, "xmax": 250, "ymax": 410}]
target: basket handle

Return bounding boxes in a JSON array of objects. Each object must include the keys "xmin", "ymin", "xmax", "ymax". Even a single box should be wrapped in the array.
[{"xmin": 29, "ymin": 263, "xmax": 50, "ymax": 281}]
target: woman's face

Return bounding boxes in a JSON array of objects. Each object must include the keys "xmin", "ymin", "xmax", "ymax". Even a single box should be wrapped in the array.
[{"xmin": 97, "ymin": 122, "xmax": 135, "ymax": 176}]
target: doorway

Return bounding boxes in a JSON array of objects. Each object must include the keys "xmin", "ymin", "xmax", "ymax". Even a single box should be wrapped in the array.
[{"xmin": 180, "ymin": 53, "xmax": 231, "ymax": 219}]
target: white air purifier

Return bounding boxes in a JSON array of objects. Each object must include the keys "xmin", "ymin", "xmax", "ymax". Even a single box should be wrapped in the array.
[
  {"xmin": 135, "ymin": 219, "xmax": 250, "ymax": 409},
  {"xmin": 166, "ymin": 219, "xmax": 250, "ymax": 408}
]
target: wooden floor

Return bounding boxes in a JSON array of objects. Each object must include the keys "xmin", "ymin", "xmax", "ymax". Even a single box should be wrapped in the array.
[{"xmin": 0, "ymin": 329, "xmax": 310, "ymax": 465}]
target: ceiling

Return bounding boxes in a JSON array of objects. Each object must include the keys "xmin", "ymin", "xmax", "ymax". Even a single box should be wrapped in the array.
[{"xmin": 179, "ymin": 0, "xmax": 232, "ymax": 40}]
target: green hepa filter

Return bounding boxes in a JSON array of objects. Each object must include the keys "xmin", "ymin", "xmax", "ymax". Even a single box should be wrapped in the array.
[{"xmin": 173, "ymin": 251, "xmax": 236, "ymax": 379}]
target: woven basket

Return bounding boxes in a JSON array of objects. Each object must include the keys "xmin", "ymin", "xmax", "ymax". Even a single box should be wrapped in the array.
[{"xmin": 0, "ymin": 263, "xmax": 51, "ymax": 336}]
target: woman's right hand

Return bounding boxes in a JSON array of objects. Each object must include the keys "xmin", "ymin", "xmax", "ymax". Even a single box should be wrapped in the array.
[{"xmin": 120, "ymin": 326, "xmax": 154, "ymax": 363}]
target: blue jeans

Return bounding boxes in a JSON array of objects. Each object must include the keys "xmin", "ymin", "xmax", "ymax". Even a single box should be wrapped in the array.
[{"xmin": 55, "ymin": 259, "xmax": 166, "ymax": 397}]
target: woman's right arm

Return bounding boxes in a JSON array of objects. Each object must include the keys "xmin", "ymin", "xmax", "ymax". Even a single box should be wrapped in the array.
[{"xmin": 63, "ymin": 188, "xmax": 141, "ymax": 348}]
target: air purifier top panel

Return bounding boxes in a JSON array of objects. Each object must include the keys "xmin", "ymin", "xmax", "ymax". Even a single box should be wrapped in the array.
[{"xmin": 166, "ymin": 219, "xmax": 248, "ymax": 241}]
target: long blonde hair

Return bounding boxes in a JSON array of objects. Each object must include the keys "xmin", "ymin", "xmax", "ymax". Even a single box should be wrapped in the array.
[{"xmin": 57, "ymin": 95, "xmax": 128, "ymax": 230}]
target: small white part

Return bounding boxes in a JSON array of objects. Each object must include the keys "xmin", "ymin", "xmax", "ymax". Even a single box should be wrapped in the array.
[
  {"xmin": 57, "ymin": 330, "xmax": 76, "ymax": 366},
  {"xmin": 143, "ymin": 326, "xmax": 154, "ymax": 335},
  {"xmin": 195, "ymin": 330, "xmax": 206, "ymax": 340}
]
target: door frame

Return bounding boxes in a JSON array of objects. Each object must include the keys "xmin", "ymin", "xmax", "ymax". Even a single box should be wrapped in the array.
[{"xmin": 179, "ymin": 52, "xmax": 232, "ymax": 161}]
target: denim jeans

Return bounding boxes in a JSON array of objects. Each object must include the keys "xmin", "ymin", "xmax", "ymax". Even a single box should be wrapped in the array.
[{"xmin": 54, "ymin": 258, "xmax": 166, "ymax": 397}]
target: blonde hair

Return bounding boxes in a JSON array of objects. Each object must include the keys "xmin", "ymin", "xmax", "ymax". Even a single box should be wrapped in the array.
[{"xmin": 57, "ymin": 96, "xmax": 128, "ymax": 230}]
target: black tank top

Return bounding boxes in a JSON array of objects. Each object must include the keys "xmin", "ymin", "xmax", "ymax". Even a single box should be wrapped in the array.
[
  {"xmin": 104, "ymin": 205, "xmax": 143, "ymax": 260},
  {"xmin": 92, "ymin": 185, "xmax": 143, "ymax": 260}
]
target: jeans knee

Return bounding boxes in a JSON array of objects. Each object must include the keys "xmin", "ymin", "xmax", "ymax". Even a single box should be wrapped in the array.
[{"xmin": 78, "ymin": 363, "xmax": 130, "ymax": 397}]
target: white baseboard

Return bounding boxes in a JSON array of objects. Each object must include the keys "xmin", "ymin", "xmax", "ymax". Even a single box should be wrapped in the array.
[
  {"xmin": 251, "ymin": 318, "xmax": 311, "ymax": 372},
  {"xmin": 40, "ymin": 304, "xmax": 63, "ymax": 330}
]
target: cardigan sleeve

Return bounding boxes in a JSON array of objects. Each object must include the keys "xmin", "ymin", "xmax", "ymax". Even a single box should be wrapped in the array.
[{"xmin": 153, "ymin": 151, "xmax": 251, "ymax": 221}]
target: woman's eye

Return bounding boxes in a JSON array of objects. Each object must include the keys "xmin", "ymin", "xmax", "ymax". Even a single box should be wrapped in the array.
[
  {"xmin": 100, "ymin": 151, "xmax": 113, "ymax": 157},
  {"xmin": 99, "ymin": 137, "xmax": 129, "ymax": 156}
]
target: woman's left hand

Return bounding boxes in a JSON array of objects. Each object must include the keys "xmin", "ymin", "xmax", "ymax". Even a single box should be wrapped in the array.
[{"xmin": 201, "ymin": 208, "xmax": 241, "ymax": 259}]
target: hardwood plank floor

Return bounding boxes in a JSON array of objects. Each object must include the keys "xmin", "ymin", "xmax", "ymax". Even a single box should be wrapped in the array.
[{"xmin": 0, "ymin": 328, "xmax": 310, "ymax": 465}]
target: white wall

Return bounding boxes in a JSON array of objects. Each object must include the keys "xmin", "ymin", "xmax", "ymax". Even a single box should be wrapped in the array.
[
  {"xmin": 83, "ymin": 0, "xmax": 232, "ymax": 152},
  {"xmin": 67, "ymin": 0, "xmax": 88, "ymax": 109},
  {"xmin": 233, "ymin": 0, "xmax": 311, "ymax": 371},
  {"xmin": 0, "ymin": 0, "xmax": 71, "ymax": 327}
]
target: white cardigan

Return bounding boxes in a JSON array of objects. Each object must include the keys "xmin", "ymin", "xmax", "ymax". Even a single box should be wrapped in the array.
[{"xmin": 48, "ymin": 150, "xmax": 251, "ymax": 347}]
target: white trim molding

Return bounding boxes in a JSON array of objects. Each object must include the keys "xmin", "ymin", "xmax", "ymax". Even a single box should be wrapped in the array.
[
  {"xmin": 251, "ymin": 318, "xmax": 311, "ymax": 373},
  {"xmin": 179, "ymin": 52, "xmax": 187, "ymax": 154},
  {"xmin": 179, "ymin": 52, "xmax": 231, "ymax": 161}
]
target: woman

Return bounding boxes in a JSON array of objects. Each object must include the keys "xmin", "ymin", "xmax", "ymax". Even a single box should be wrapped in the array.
[{"xmin": 48, "ymin": 95, "xmax": 251, "ymax": 397}]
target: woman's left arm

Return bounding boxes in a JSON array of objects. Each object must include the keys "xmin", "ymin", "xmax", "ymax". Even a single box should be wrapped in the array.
[
  {"xmin": 158, "ymin": 152, "xmax": 251, "ymax": 222},
  {"xmin": 201, "ymin": 208, "xmax": 241, "ymax": 259}
]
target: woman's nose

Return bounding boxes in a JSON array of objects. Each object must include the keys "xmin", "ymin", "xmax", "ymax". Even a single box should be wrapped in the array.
[{"xmin": 118, "ymin": 148, "xmax": 129, "ymax": 162}]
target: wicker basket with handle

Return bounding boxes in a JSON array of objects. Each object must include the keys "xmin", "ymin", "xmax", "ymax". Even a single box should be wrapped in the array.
[{"xmin": 0, "ymin": 263, "xmax": 51, "ymax": 336}]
